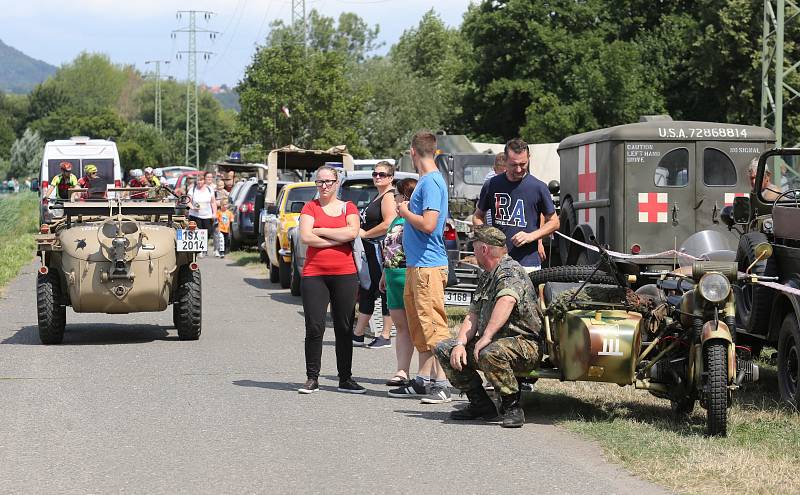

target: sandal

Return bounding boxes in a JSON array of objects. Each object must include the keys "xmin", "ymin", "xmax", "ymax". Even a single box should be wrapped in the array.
[{"xmin": 385, "ymin": 374, "xmax": 408, "ymax": 386}]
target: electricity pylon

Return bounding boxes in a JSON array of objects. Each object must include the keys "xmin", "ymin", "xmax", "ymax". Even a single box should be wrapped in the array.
[
  {"xmin": 292, "ymin": 0, "xmax": 306, "ymax": 48},
  {"xmin": 761, "ymin": 0, "xmax": 800, "ymax": 147},
  {"xmin": 172, "ymin": 10, "xmax": 217, "ymax": 167},
  {"xmin": 144, "ymin": 60, "xmax": 170, "ymax": 133}
]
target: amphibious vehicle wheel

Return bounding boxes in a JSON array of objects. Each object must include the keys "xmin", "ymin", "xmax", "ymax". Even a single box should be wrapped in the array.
[
  {"xmin": 735, "ymin": 232, "xmax": 775, "ymax": 336},
  {"xmin": 37, "ymin": 271, "xmax": 65, "ymax": 345},
  {"xmin": 278, "ymin": 253, "xmax": 291, "ymax": 289},
  {"xmin": 290, "ymin": 254, "xmax": 301, "ymax": 296},
  {"xmin": 777, "ymin": 313, "xmax": 800, "ymax": 407},
  {"xmin": 528, "ymin": 265, "xmax": 616, "ymax": 287},
  {"xmin": 174, "ymin": 266, "xmax": 201, "ymax": 341},
  {"xmin": 704, "ymin": 341, "xmax": 728, "ymax": 436}
]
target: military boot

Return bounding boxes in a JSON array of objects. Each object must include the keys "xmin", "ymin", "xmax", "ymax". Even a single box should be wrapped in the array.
[
  {"xmin": 500, "ymin": 392, "xmax": 524, "ymax": 428},
  {"xmin": 450, "ymin": 387, "xmax": 499, "ymax": 421}
]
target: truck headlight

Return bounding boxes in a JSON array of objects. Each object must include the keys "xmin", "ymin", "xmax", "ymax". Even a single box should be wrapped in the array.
[{"xmin": 698, "ymin": 273, "xmax": 730, "ymax": 303}]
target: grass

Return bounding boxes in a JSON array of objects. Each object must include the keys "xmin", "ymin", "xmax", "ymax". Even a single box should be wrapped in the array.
[
  {"xmin": 523, "ymin": 354, "xmax": 800, "ymax": 495},
  {"xmin": 0, "ymin": 192, "xmax": 39, "ymax": 290},
  {"xmin": 226, "ymin": 249, "xmax": 267, "ymax": 275}
]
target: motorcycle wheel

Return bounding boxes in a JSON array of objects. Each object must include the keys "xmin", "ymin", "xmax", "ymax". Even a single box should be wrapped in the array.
[
  {"xmin": 777, "ymin": 313, "xmax": 800, "ymax": 407},
  {"xmin": 704, "ymin": 341, "xmax": 728, "ymax": 437}
]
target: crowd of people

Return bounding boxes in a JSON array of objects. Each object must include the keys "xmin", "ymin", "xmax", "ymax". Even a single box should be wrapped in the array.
[{"xmin": 295, "ymin": 131, "xmax": 560, "ymax": 429}]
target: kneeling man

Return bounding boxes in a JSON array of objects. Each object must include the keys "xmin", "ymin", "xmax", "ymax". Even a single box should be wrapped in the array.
[{"xmin": 434, "ymin": 226, "xmax": 543, "ymax": 428}]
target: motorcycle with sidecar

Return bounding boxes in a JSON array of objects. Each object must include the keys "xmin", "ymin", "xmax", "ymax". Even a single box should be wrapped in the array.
[{"xmin": 521, "ymin": 242, "xmax": 772, "ymax": 436}]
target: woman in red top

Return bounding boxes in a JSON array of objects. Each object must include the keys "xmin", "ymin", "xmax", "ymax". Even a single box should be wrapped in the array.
[{"xmin": 297, "ymin": 166, "xmax": 364, "ymax": 395}]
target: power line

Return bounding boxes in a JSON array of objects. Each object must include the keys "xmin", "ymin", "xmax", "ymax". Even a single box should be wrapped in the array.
[{"xmin": 172, "ymin": 10, "xmax": 218, "ymax": 168}]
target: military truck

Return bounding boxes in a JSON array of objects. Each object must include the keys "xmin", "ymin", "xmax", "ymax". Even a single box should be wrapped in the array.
[
  {"xmin": 557, "ymin": 118, "xmax": 775, "ymax": 267},
  {"xmin": 724, "ymin": 148, "xmax": 800, "ymax": 406},
  {"xmin": 35, "ymin": 191, "xmax": 203, "ymax": 344},
  {"xmin": 264, "ymin": 145, "xmax": 354, "ymax": 205}
]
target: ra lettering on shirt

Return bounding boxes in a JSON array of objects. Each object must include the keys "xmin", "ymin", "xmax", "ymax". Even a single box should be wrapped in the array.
[{"xmin": 477, "ymin": 173, "xmax": 555, "ymax": 267}]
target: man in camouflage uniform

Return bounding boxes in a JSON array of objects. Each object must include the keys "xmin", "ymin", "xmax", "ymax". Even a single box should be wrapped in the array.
[{"xmin": 434, "ymin": 226, "xmax": 543, "ymax": 428}]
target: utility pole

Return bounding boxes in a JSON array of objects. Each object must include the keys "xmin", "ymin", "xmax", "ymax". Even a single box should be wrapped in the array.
[
  {"xmin": 172, "ymin": 11, "xmax": 217, "ymax": 168},
  {"xmin": 761, "ymin": 0, "xmax": 799, "ymax": 147},
  {"xmin": 144, "ymin": 60, "xmax": 170, "ymax": 133},
  {"xmin": 291, "ymin": 0, "xmax": 307, "ymax": 48}
]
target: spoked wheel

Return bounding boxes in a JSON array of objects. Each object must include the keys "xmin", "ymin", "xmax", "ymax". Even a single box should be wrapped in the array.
[
  {"xmin": 778, "ymin": 313, "xmax": 800, "ymax": 407},
  {"xmin": 37, "ymin": 271, "xmax": 66, "ymax": 345},
  {"xmin": 704, "ymin": 341, "xmax": 729, "ymax": 436}
]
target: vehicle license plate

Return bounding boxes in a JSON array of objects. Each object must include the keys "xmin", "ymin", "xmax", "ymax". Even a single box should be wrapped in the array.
[
  {"xmin": 176, "ymin": 229, "xmax": 207, "ymax": 252},
  {"xmin": 444, "ymin": 290, "xmax": 471, "ymax": 306}
]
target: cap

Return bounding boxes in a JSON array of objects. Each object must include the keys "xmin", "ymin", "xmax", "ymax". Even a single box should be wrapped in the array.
[
  {"xmin": 60, "ymin": 161, "xmax": 73, "ymax": 171},
  {"xmin": 129, "ymin": 169, "xmax": 143, "ymax": 178},
  {"xmin": 84, "ymin": 164, "xmax": 97, "ymax": 174},
  {"xmin": 473, "ymin": 225, "xmax": 506, "ymax": 247},
  {"xmin": 144, "ymin": 167, "xmax": 154, "ymax": 174}
]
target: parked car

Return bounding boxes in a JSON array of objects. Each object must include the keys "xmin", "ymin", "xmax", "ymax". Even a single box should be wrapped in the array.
[
  {"xmin": 174, "ymin": 170, "xmax": 204, "ymax": 195},
  {"xmin": 231, "ymin": 179, "xmax": 290, "ymax": 250},
  {"xmin": 261, "ymin": 182, "xmax": 317, "ymax": 291},
  {"xmin": 289, "ymin": 170, "xmax": 459, "ymax": 296},
  {"xmin": 160, "ymin": 166, "xmax": 198, "ymax": 188}
]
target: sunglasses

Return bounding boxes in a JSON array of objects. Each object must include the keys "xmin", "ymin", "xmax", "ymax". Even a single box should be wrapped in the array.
[
  {"xmin": 315, "ymin": 179, "xmax": 337, "ymax": 187},
  {"xmin": 372, "ymin": 172, "xmax": 392, "ymax": 179}
]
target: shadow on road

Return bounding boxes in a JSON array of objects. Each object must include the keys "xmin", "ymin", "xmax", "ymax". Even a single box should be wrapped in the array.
[
  {"xmin": 243, "ymin": 277, "xmax": 270, "ymax": 290},
  {"xmin": 2, "ymin": 324, "xmax": 177, "ymax": 345},
  {"xmin": 232, "ymin": 379, "xmax": 388, "ymax": 397},
  {"xmin": 269, "ymin": 292, "xmax": 302, "ymax": 306}
]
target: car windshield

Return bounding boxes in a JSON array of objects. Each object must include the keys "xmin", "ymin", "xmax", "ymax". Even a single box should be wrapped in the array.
[
  {"xmin": 339, "ymin": 179, "xmax": 378, "ymax": 210},
  {"xmin": 761, "ymin": 153, "xmax": 800, "ymax": 201},
  {"xmin": 288, "ymin": 186, "xmax": 316, "ymax": 203}
]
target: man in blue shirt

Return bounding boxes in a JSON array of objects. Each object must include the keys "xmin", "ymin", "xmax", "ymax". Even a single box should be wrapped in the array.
[
  {"xmin": 388, "ymin": 131, "xmax": 453, "ymax": 404},
  {"xmin": 474, "ymin": 138, "xmax": 559, "ymax": 272}
]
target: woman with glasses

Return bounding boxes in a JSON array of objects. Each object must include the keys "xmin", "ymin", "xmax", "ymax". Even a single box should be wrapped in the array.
[
  {"xmin": 297, "ymin": 165, "xmax": 365, "ymax": 395},
  {"xmin": 352, "ymin": 161, "xmax": 398, "ymax": 349},
  {"xmin": 379, "ymin": 178, "xmax": 418, "ymax": 386}
]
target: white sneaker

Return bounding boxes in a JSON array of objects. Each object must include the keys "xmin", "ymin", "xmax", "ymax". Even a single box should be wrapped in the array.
[{"xmin": 214, "ymin": 252, "xmax": 221, "ymax": 258}]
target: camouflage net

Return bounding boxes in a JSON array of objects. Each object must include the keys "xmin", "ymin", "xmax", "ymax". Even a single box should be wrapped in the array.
[{"xmin": 546, "ymin": 284, "xmax": 651, "ymax": 321}]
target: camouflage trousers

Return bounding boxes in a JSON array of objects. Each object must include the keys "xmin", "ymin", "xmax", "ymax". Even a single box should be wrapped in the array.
[{"xmin": 434, "ymin": 336, "xmax": 540, "ymax": 396}]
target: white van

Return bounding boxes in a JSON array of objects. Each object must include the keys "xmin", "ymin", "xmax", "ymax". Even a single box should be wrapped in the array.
[{"xmin": 40, "ymin": 136, "xmax": 123, "ymax": 199}]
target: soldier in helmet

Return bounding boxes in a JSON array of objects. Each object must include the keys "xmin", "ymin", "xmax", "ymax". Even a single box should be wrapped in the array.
[{"xmin": 434, "ymin": 226, "xmax": 543, "ymax": 428}]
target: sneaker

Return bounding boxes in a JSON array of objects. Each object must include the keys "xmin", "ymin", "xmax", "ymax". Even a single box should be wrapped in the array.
[
  {"xmin": 214, "ymin": 252, "xmax": 221, "ymax": 258},
  {"xmin": 297, "ymin": 378, "xmax": 319, "ymax": 394},
  {"xmin": 367, "ymin": 336, "xmax": 392, "ymax": 349},
  {"xmin": 388, "ymin": 379, "xmax": 427, "ymax": 398},
  {"xmin": 420, "ymin": 385, "xmax": 452, "ymax": 404},
  {"xmin": 352, "ymin": 334, "xmax": 365, "ymax": 347},
  {"xmin": 337, "ymin": 378, "xmax": 366, "ymax": 394}
]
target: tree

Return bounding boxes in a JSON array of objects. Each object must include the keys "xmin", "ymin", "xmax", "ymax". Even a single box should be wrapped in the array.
[
  {"xmin": 9, "ymin": 128, "xmax": 43, "ymax": 178},
  {"xmin": 47, "ymin": 52, "xmax": 136, "ymax": 113},
  {"xmin": 30, "ymin": 107, "xmax": 127, "ymax": 142},
  {"xmin": 237, "ymin": 35, "xmax": 367, "ymax": 155}
]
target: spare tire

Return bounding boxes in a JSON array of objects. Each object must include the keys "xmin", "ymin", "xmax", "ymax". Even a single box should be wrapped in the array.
[
  {"xmin": 529, "ymin": 265, "xmax": 616, "ymax": 287},
  {"xmin": 735, "ymin": 232, "xmax": 776, "ymax": 336}
]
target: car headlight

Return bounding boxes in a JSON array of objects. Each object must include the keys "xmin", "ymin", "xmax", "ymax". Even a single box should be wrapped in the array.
[{"xmin": 698, "ymin": 272, "xmax": 730, "ymax": 303}]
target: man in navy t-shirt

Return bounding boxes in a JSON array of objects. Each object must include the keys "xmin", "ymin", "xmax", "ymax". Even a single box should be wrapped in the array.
[{"xmin": 474, "ymin": 138, "xmax": 559, "ymax": 271}]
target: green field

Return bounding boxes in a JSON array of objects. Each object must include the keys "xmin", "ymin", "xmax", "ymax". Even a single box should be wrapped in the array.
[{"xmin": 0, "ymin": 192, "xmax": 38, "ymax": 289}]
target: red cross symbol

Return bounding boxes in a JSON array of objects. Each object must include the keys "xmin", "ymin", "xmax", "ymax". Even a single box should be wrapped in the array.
[
  {"xmin": 577, "ymin": 144, "xmax": 597, "ymax": 226},
  {"xmin": 724, "ymin": 192, "xmax": 747, "ymax": 206},
  {"xmin": 638, "ymin": 192, "xmax": 668, "ymax": 223}
]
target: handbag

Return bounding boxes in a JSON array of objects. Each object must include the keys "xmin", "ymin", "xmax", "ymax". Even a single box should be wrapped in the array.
[{"xmin": 342, "ymin": 202, "xmax": 370, "ymax": 288}]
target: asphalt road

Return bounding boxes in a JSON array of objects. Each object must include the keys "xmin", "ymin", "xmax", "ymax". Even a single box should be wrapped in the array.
[{"xmin": 0, "ymin": 257, "xmax": 670, "ymax": 495}]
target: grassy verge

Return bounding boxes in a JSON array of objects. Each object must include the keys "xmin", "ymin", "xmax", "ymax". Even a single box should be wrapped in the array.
[
  {"xmin": 0, "ymin": 192, "xmax": 39, "ymax": 290},
  {"xmin": 226, "ymin": 249, "xmax": 267, "ymax": 275},
  {"xmin": 525, "ymin": 355, "xmax": 800, "ymax": 494}
]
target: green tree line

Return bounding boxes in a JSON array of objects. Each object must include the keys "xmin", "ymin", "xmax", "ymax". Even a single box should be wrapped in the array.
[{"xmin": 1, "ymin": 0, "xmax": 798, "ymax": 180}]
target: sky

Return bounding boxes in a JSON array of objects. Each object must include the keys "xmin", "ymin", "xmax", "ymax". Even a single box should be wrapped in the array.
[{"xmin": 2, "ymin": 0, "xmax": 475, "ymax": 87}]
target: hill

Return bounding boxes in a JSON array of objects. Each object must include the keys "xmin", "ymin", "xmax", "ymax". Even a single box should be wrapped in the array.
[{"xmin": 0, "ymin": 40, "xmax": 57, "ymax": 94}]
